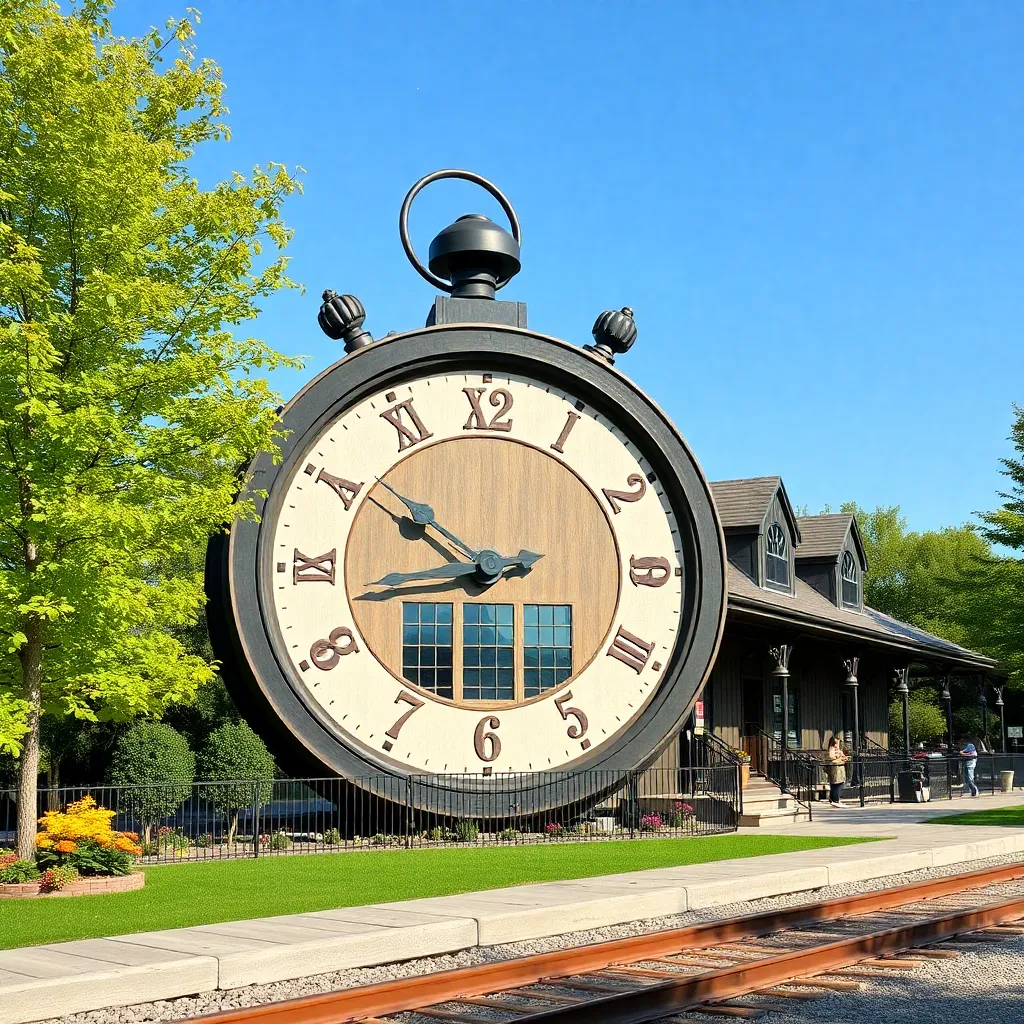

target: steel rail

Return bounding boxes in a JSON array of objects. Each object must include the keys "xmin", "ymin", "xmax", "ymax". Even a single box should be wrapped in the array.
[{"xmin": 187, "ymin": 861, "xmax": 1024, "ymax": 1024}]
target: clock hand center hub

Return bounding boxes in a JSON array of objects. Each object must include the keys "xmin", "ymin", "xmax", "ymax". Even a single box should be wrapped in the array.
[{"xmin": 475, "ymin": 548, "xmax": 504, "ymax": 584}]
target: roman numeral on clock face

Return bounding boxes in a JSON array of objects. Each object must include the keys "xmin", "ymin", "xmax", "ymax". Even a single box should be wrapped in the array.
[
  {"xmin": 379, "ymin": 397, "xmax": 433, "ymax": 451},
  {"xmin": 606, "ymin": 625, "xmax": 655, "ymax": 673},
  {"xmin": 292, "ymin": 548, "xmax": 336, "ymax": 585},
  {"xmin": 304, "ymin": 463, "xmax": 363, "ymax": 511},
  {"xmin": 462, "ymin": 386, "xmax": 514, "ymax": 431}
]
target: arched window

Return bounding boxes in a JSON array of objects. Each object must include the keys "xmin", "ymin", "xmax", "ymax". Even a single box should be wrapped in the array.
[
  {"xmin": 841, "ymin": 550, "xmax": 859, "ymax": 608},
  {"xmin": 765, "ymin": 522, "xmax": 789, "ymax": 589}
]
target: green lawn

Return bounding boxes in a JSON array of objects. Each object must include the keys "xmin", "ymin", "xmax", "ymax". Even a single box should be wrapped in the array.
[
  {"xmin": 925, "ymin": 805, "xmax": 1024, "ymax": 827},
  {"xmin": 0, "ymin": 834, "xmax": 878, "ymax": 950}
]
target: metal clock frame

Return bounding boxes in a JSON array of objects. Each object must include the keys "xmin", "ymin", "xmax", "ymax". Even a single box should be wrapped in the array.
[{"xmin": 206, "ymin": 323, "xmax": 727, "ymax": 816}]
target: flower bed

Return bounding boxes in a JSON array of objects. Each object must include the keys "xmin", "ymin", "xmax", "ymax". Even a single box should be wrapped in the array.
[{"xmin": 0, "ymin": 869, "xmax": 144, "ymax": 899}]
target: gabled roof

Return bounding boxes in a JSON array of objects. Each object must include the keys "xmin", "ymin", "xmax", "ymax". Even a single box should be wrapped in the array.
[
  {"xmin": 795, "ymin": 513, "xmax": 869, "ymax": 571},
  {"xmin": 710, "ymin": 477, "xmax": 802, "ymax": 543},
  {"xmin": 725, "ymin": 565, "xmax": 994, "ymax": 670}
]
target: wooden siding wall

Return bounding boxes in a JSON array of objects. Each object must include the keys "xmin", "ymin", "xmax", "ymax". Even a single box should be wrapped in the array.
[
  {"xmin": 726, "ymin": 533, "xmax": 757, "ymax": 583},
  {"xmin": 705, "ymin": 632, "xmax": 892, "ymax": 752},
  {"xmin": 797, "ymin": 559, "xmax": 837, "ymax": 604}
]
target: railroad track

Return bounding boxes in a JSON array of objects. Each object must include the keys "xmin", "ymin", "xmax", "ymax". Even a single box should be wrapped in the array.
[{"xmin": 190, "ymin": 862, "xmax": 1024, "ymax": 1024}]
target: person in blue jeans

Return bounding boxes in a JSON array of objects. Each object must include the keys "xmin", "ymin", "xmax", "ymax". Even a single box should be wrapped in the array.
[{"xmin": 960, "ymin": 742, "xmax": 979, "ymax": 797}]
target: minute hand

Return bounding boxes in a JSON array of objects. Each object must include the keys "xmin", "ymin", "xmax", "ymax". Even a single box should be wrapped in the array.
[{"xmin": 375, "ymin": 478, "xmax": 478, "ymax": 559}]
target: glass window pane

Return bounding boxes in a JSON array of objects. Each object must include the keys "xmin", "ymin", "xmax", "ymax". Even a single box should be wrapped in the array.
[
  {"xmin": 403, "ymin": 625, "xmax": 418, "ymax": 644},
  {"xmin": 525, "ymin": 647, "xmax": 539, "ymax": 667},
  {"xmin": 482, "ymin": 668, "xmax": 497, "ymax": 687},
  {"xmin": 436, "ymin": 604, "xmax": 452, "ymax": 624},
  {"xmin": 464, "ymin": 625, "xmax": 479, "ymax": 645},
  {"xmin": 480, "ymin": 625, "xmax": 496, "ymax": 645},
  {"xmin": 421, "ymin": 625, "xmax": 434, "ymax": 644},
  {"xmin": 497, "ymin": 625, "xmax": 513, "ymax": 645},
  {"xmin": 402, "ymin": 646, "xmax": 418, "ymax": 666},
  {"xmin": 436, "ymin": 624, "xmax": 452, "ymax": 645},
  {"xmin": 464, "ymin": 648, "xmax": 479, "ymax": 667},
  {"xmin": 403, "ymin": 603, "xmax": 419, "ymax": 624},
  {"xmin": 481, "ymin": 647, "xmax": 496, "ymax": 667},
  {"xmin": 437, "ymin": 646, "xmax": 452, "ymax": 667},
  {"xmin": 555, "ymin": 648, "xmax": 571, "ymax": 668},
  {"xmin": 479, "ymin": 604, "xmax": 494, "ymax": 624},
  {"xmin": 541, "ymin": 648, "xmax": 555, "ymax": 667},
  {"xmin": 555, "ymin": 668, "xmax": 571, "ymax": 684},
  {"xmin": 540, "ymin": 605, "xmax": 554, "ymax": 625},
  {"xmin": 437, "ymin": 667, "xmax": 452, "ymax": 687},
  {"xmin": 420, "ymin": 669, "xmax": 434, "ymax": 687},
  {"xmin": 525, "ymin": 626, "xmax": 538, "ymax": 646},
  {"xmin": 554, "ymin": 626, "xmax": 570, "ymax": 647},
  {"xmin": 420, "ymin": 647, "xmax": 435, "ymax": 667},
  {"xmin": 464, "ymin": 668, "xmax": 479, "ymax": 687},
  {"xmin": 464, "ymin": 604, "xmax": 479, "ymax": 624},
  {"xmin": 540, "ymin": 626, "xmax": 554, "ymax": 646},
  {"xmin": 497, "ymin": 605, "xmax": 513, "ymax": 625},
  {"xmin": 421, "ymin": 604, "xmax": 435, "ymax": 623},
  {"xmin": 497, "ymin": 646, "xmax": 513, "ymax": 668},
  {"xmin": 524, "ymin": 605, "xmax": 539, "ymax": 625},
  {"xmin": 404, "ymin": 667, "xmax": 418, "ymax": 685}
]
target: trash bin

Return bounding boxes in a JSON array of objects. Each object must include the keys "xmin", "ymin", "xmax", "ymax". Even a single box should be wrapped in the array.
[
  {"xmin": 897, "ymin": 770, "xmax": 927, "ymax": 802},
  {"xmin": 1000, "ymin": 770, "xmax": 1014, "ymax": 793}
]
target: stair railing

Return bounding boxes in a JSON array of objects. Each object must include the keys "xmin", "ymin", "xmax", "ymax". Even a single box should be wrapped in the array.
[{"xmin": 751, "ymin": 727, "xmax": 814, "ymax": 822}]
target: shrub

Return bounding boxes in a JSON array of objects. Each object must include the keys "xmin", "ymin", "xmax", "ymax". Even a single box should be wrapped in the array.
[
  {"xmin": 323, "ymin": 827, "xmax": 341, "ymax": 846},
  {"xmin": 639, "ymin": 813, "xmax": 663, "ymax": 831},
  {"xmin": 0, "ymin": 858, "xmax": 40, "ymax": 883},
  {"xmin": 497, "ymin": 827, "xmax": 521, "ymax": 841},
  {"xmin": 39, "ymin": 865, "xmax": 79, "ymax": 892},
  {"xmin": 194, "ymin": 832, "xmax": 213, "ymax": 848},
  {"xmin": 197, "ymin": 722, "xmax": 276, "ymax": 844},
  {"xmin": 108, "ymin": 723, "xmax": 195, "ymax": 843},
  {"xmin": 36, "ymin": 796, "xmax": 141, "ymax": 875},
  {"xmin": 268, "ymin": 831, "xmax": 291, "ymax": 851},
  {"xmin": 454, "ymin": 820, "xmax": 479, "ymax": 843},
  {"xmin": 544, "ymin": 822, "xmax": 564, "ymax": 837}
]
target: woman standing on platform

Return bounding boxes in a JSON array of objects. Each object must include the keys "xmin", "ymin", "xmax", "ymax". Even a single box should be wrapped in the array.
[{"xmin": 827, "ymin": 735, "xmax": 847, "ymax": 807}]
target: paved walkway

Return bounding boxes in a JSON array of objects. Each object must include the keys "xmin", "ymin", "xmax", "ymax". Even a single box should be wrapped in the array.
[{"xmin": 2, "ymin": 791, "xmax": 1023, "ymax": 1024}]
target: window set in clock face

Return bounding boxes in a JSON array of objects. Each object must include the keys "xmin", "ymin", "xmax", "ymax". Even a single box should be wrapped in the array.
[{"xmin": 265, "ymin": 368, "xmax": 687, "ymax": 775}]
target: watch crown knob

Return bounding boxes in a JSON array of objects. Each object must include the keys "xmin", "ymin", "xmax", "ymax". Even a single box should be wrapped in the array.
[
  {"xmin": 318, "ymin": 291, "xmax": 374, "ymax": 354},
  {"xmin": 584, "ymin": 306, "xmax": 637, "ymax": 364}
]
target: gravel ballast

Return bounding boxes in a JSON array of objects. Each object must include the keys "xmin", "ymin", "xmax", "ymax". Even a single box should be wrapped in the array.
[{"xmin": 37, "ymin": 851, "xmax": 1024, "ymax": 1024}]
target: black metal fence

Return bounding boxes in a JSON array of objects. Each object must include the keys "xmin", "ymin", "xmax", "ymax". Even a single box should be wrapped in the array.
[
  {"xmin": 789, "ymin": 753, "xmax": 1024, "ymax": 806},
  {"xmin": 1, "ymin": 765, "xmax": 740, "ymax": 864}
]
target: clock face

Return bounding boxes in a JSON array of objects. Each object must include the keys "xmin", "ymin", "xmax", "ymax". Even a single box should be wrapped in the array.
[
  {"xmin": 213, "ymin": 324, "xmax": 727, "ymax": 804},
  {"xmin": 266, "ymin": 369, "xmax": 684, "ymax": 775}
]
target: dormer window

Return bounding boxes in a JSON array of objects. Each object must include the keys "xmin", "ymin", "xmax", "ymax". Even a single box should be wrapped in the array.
[
  {"xmin": 765, "ymin": 522, "xmax": 789, "ymax": 590},
  {"xmin": 841, "ymin": 550, "xmax": 859, "ymax": 608}
]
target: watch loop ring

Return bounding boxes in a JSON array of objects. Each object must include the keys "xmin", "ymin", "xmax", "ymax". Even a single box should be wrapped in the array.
[{"xmin": 399, "ymin": 169, "xmax": 522, "ymax": 293}]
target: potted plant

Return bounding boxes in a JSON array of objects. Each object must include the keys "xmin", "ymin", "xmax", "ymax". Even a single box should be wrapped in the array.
[{"xmin": 732, "ymin": 747, "xmax": 751, "ymax": 788}]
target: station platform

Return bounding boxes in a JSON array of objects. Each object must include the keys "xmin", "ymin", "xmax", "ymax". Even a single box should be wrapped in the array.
[{"xmin": 2, "ymin": 792, "xmax": 1023, "ymax": 1024}]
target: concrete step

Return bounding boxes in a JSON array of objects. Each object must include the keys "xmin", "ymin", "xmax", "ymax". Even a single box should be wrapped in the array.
[{"xmin": 738, "ymin": 804, "xmax": 812, "ymax": 827}]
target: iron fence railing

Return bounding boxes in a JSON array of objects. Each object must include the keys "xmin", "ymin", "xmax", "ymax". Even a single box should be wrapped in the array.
[{"xmin": 0, "ymin": 765, "xmax": 740, "ymax": 864}]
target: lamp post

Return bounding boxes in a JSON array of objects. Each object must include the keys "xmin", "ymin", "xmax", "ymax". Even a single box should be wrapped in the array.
[
  {"xmin": 994, "ymin": 684, "xmax": 1006, "ymax": 754},
  {"xmin": 770, "ymin": 645, "xmax": 793, "ymax": 794},
  {"xmin": 977, "ymin": 676, "xmax": 990, "ymax": 750},
  {"xmin": 941, "ymin": 675, "xmax": 954, "ymax": 796},
  {"xmin": 843, "ymin": 656, "xmax": 862, "ymax": 804},
  {"xmin": 894, "ymin": 667, "xmax": 911, "ymax": 763}
]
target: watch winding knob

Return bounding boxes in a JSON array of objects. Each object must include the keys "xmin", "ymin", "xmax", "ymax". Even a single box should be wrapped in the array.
[
  {"xmin": 318, "ymin": 290, "xmax": 374, "ymax": 354},
  {"xmin": 584, "ymin": 306, "xmax": 637, "ymax": 364}
]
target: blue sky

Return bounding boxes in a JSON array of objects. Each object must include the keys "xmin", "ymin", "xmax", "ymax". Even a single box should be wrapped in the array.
[{"xmin": 112, "ymin": 1, "xmax": 1023, "ymax": 533}]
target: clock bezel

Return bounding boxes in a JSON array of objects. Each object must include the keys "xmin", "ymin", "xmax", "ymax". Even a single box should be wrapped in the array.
[{"xmin": 207, "ymin": 324, "xmax": 727, "ymax": 814}]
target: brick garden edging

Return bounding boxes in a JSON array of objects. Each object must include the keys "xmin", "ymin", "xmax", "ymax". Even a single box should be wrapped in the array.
[{"xmin": 0, "ymin": 870, "xmax": 144, "ymax": 899}]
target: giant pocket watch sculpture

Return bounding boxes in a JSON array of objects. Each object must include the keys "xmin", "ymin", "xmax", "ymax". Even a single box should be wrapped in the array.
[{"xmin": 206, "ymin": 170, "xmax": 727, "ymax": 815}]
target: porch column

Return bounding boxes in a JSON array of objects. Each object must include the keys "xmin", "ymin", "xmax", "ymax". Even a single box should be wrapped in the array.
[
  {"xmin": 894, "ymin": 666, "xmax": 911, "ymax": 762},
  {"xmin": 941, "ymin": 675, "xmax": 954, "ymax": 798},
  {"xmin": 994, "ymin": 684, "xmax": 1006, "ymax": 753},
  {"xmin": 770, "ymin": 645, "xmax": 792, "ymax": 793},
  {"xmin": 977, "ymin": 676, "xmax": 990, "ymax": 749},
  {"xmin": 843, "ymin": 657, "xmax": 861, "ymax": 793}
]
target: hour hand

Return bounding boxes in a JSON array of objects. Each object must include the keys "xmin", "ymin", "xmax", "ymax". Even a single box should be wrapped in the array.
[{"xmin": 375, "ymin": 478, "xmax": 478, "ymax": 559}]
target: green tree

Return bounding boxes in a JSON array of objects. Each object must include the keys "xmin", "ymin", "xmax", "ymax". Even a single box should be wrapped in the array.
[
  {"xmin": 0, "ymin": 2, "xmax": 301, "ymax": 857},
  {"xmin": 108, "ymin": 722, "xmax": 195, "ymax": 842},
  {"xmin": 889, "ymin": 694, "xmax": 947, "ymax": 747},
  {"xmin": 197, "ymin": 721, "xmax": 275, "ymax": 844}
]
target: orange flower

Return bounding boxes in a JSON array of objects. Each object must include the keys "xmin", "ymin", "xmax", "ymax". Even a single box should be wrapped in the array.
[{"xmin": 55, "ymin": 840, "xmax": 77, "ymax": 853}]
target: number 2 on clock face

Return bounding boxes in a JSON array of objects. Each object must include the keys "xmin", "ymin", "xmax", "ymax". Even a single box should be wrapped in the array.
[{"xmin": 268, "ymin": 370, "xmax": 684, "ymax": 775}]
